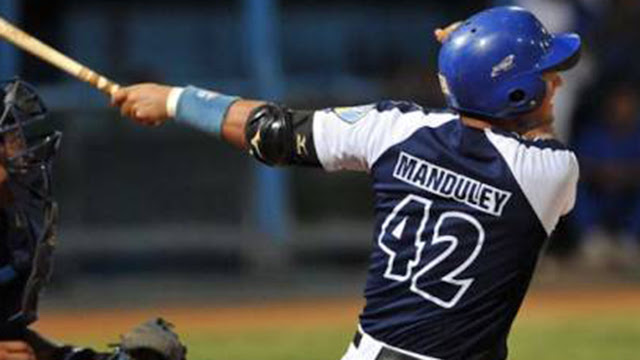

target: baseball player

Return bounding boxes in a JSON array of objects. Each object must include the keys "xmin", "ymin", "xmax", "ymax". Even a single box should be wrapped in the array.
[
  {"xmin": 0, "ymin": 79, "xmax": 187, "ymax": 360},
  {"xmin": 113, "ymin": 6, "xmax": 581, "ymax": 360}
]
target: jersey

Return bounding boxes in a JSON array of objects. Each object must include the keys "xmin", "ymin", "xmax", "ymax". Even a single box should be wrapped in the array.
[{"xmin": 311, "ymin": 101, "xmax": 579, "ymax": 360}]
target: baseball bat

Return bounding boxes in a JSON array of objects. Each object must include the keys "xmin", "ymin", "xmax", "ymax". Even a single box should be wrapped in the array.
[{"xmin": 0, "ymin": 16, "xmax": 120, "ymax": 96}]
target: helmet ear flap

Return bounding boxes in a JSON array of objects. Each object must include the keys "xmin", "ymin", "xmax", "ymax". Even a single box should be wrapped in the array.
[{"xmin": 495, "ymin": 75, "xmax": 547, "ymax": 118}]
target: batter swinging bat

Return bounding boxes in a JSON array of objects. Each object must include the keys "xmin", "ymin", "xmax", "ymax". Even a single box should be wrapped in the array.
[{"xmin": 0, "ymin": 16, "xmax": 120, "ymax": 96}]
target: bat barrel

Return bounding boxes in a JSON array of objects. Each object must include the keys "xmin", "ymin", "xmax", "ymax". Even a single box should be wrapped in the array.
[{"xmin": 0, "ymin": 16, "xmax": 120, "ymax": 96}]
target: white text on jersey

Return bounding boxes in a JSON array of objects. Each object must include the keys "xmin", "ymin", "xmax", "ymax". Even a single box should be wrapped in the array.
[{"xmin": 393, "ymin": 152, "xmax": 511, "ymax": 216}]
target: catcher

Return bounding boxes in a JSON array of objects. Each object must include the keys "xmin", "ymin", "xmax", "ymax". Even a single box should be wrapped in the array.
[{"xmin": 0, "ymin": 79, "xmax": 187, "ymax": 360}]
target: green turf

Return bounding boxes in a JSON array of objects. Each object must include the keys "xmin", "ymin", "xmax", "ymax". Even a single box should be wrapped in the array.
[
  {"xmin": 508, "ymin": 315, "xmax": 640, "ymax": 360},
  {"xmin": 184, "ymin": 317, "xmax": 640, "ymax": 360},
  {"xmin": 176, "ymin": 318, "xmax": 640, "ymax": 360},
  {"xmin": 62, "ymin": 314, "xmax": 640, "ymax": 360},
  {"xmin": 183, "ymin": 326, "xmax": 353, "ymax": 360}
]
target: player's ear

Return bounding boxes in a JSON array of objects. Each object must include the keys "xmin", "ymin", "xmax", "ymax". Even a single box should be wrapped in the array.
[{"xmin": 547, "ymin": 72, "xmax": 564, "ymax": 88}]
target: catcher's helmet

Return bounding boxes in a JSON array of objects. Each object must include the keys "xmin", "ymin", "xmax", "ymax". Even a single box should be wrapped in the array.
[
  {"xmin": 0, "ymin": 79, "xmax": 60, "ymax": 331},
  {"xmin": 438, "ymin": 6, "xmax": 581, "ymax": 120}
]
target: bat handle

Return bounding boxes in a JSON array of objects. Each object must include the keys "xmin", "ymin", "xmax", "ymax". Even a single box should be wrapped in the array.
[{"xmin": 77, "ymin": 67, "xmax": 120, "ymax": 96}]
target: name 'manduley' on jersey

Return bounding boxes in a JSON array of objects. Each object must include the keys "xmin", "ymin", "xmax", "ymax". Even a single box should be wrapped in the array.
[{"xmin": 393, "ymin": 151, "xmax": 511, "ymax": 216}]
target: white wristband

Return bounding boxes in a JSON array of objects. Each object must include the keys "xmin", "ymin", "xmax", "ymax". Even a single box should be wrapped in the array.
[{"xmin": 166, "ymin": 87, "xmax": 185, "ymax": 118}]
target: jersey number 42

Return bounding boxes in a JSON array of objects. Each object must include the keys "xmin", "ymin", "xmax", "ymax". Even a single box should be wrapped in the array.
[{"xmin": 379, "ymin": 194, "xmax": 485, "ymax": 309}]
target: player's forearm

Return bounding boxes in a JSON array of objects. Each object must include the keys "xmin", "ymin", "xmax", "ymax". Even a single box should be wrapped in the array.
[
  {"xmin": 113, "ymin": 84, "xmax": 320, "ymax": 167},
  {"xmin": 170, "ymin": 88, "xmax": 320, "ymax": 167},
  {"xmin": 164, "ymin": 87, "xmax": 320, "ymax": 167},
  {"xmin": 3, "ymin": 329, "xmax": 83, "ymax": 360},
  {"xmin": 222, "ymin": 100, "xmax": 267, "ymax": 150},
  {"xmin": 165, "ymin": 87, "xmax": 266, "ymax": 151},
  {"xmin": 0, "ymin": 340, "xmax": 35, "ymax": 360}
]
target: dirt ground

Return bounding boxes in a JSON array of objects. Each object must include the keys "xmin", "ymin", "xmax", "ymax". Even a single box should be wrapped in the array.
[
  {"xmin": 34, "ymin": 286, "xmax": 640, "ymax": 339},
  {"xmin": 35, "ymin": 297, "xmax": 363, "ymax": 338}
]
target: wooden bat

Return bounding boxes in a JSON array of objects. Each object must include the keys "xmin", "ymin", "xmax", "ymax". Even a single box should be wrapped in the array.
[{"xmin": 0, "ymin": 16, "xmax": 120, "ymax": 96}]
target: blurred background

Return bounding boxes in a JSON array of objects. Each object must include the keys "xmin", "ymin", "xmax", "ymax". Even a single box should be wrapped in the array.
[{"xmin": 1, "ymin": 0, "xmax": 639, "ymax": 359}]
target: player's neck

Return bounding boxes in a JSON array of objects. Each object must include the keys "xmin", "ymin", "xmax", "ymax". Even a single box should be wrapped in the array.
[
  {"xmin": 460, "ymin": 116, "xmax": 491, "ymax": 130},
  {"xmin": 461, "ymin": 115, "xmax": 556, "ymax": 140}
]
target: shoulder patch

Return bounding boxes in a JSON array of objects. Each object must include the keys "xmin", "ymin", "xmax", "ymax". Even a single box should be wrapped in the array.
[{"xmin": 331, "ymin": 104, "xmax": 376, "ymax": 124}]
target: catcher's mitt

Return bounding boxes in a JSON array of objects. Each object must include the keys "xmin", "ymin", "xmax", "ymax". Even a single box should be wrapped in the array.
[{"xmin": 109, "ymin": 318, "xmax": 186, "ymax": 360}]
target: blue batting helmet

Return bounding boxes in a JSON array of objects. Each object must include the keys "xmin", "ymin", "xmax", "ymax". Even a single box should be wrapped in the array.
[{"xmin": 438, "ymin": 6, "xmax": 581, "ymax": 120}]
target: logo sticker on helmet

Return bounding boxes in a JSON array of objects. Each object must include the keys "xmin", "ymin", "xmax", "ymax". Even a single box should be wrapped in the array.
[{"xmin": 491, "ymin": 54, "xmax": 516, "ymax": 78}]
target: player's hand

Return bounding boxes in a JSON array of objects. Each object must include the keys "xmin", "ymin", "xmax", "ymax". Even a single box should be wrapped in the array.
[
  {"xmin": 111, "ymin": 83, "xmax": 173, "ymax": 127},
  {"xmin": 434, "ymin": 21, "xmax": 462, "ymax": 43},
  {"xmin": 0, "ymin": 341, "xmax": 36, "ymax": 360}
]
